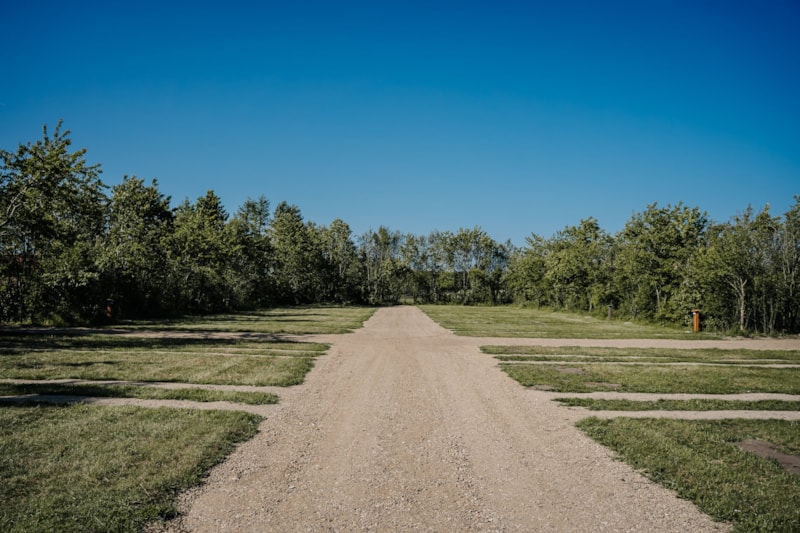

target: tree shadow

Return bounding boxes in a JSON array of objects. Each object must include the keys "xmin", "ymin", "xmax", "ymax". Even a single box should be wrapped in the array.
[{"xmin": 0, "ymin": 330, "xmax": 298, "ymax": 353}]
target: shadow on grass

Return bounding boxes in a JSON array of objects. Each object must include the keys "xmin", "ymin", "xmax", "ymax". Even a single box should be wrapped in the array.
[
  {"xmin": 0, "ymin": 382, "xmax": 280, "ymax": 406},
  {"xmin": 125, "ymin": 309, "xmax": 331, "ymax": 326},
  {"xmin": 0, "ymin": 394, "xmax": 90, "ymax": 408},
  {"xmin": 0, "ymin": 331, "xmax": 296, "ymax": 353}
]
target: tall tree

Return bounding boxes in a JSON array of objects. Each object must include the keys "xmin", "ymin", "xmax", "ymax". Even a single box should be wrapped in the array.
[
  {"xmin": 426, "ymin": 230, "xmax": 455, "ymax": 302},
  {"xmin": 359, "ymin": 226, "xmax": 407, "ymax": 304},
  {"xmin": 100, "ymin": 176, "xmax": 173, "ymax": 317},
  {"xmin": 167, "ymin": 191, "xmax": 233, "ymax": 313},
  {"xmin": 544, "ymin": 218, "xmax": 612, "ymax": 311},
  {"xmin": 227, "ymin": 195, "xmax": 274, "ymax": 308},
  {"xmin": 0, "ymin": 121, "xmax": 105, "ymax": 322},
  {"xmin": 269, "ymin": 202, "xmax": 323, "ymax": 304},
  {"xmin": 615, "ymin": 203, "xmax": 707, "ymax": 321},
  {"xmin": 506, "ymin": 233, "xmax": 548, "ymax": 306},
  {"xmin": 320, "ymin": 219, "xmax": 361, "ymax": 303},
  {"xmin": 776, "ymin": 197, "xmax": 800, "ymax": 332},
  {"xmin": 470, "ymin": 238, "xmax": 513, "ymax": 305},
  {"xmin": 400, "ymin": 233, "xmax": 430, "ymax": 303}
]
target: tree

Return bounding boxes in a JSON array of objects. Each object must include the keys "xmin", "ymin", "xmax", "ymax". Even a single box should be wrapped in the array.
[
  {"xmin": 443, "ymin": 227, "xmax": 505, "ymax": 304},
  {"xmin": 269, "ymin": 202, "xmax": 324, "ymax": 304},
  {"xmin": 100, "ymin": 176, "xmax": 173, "ymax": 317},
  {"xmin": 615, "ymin": 203, "xmax": 707, "ymax": 322},
  {"xmin": 167, "ymin": 191, "xmax": 233, "ymax": 313},
  {"xmin": 0, "ymin": 121, "xmax": 106, "ymax": 322},
  {"xmin": 544, "ymin": 218, "xmax": 612, "ymax": 311},
  {"xmin": 776, "ymin": 197, "xmax": 800, "ymax": 332},
  {"xmin": 228, "ymin": 196, "xmax": 274, "ymax": 308},
  {"xmin": 690, "ymin": 202, "xmax": 800, "ymax": 334},
  {"xmin": 319, "ymin": 219, "xmax": 361, "ymax": 303},
  {"xmin": 506, "ymin": 233, "xmax": 548, "ymax": 306},
  {"xmin": 359, "ymin": 227, "xmax": 407, "ymax": 304},
  {"xmin": 426, "ymin": 230, "xmax": 455, "ymax": 302},
  {"xmin": 400, "ymin": 233, "xmax": 431, "ymax": 303},
  {"xmin": 470, "ymin": 238, "xmax": 513, "ymax": 304},
  {"xmin": 749, "ymin": 207, "xmax": 782, "ymax": 334}
]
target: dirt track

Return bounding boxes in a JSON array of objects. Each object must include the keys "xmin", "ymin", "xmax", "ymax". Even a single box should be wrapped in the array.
[{"xmin": 154, "ymin": 306, "xmax": 772, "ymax": 532}]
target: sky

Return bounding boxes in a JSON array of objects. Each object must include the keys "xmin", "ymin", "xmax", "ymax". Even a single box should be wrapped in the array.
[{"xmin": 2, "ymin": 0, "xmax": 798, "ymax": 246}]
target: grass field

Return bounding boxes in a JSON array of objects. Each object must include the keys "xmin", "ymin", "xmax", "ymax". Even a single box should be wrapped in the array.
[
  {"xmin": 578, "ymin": 418, "xmax": 800, "ymax": 532},
  {"xmin": 499, "ymin": 363, "xmax": 800, "ymax": 394},
  {"xmin": 0, "ymin": 336, "xmax": 322, "ymax": 386},
  {"xmin": 0, "ymin": 306, "xmax": 372, "ymax": 531},
  {"xmin": 484, "ymin": 345, "xmax": 800, "ymax": 394},
  {"xmin": 483, "ymin": 345, "xmax": 800, "ymax": 364},
  {"xmin": 0, "ymin": 404, "xmax": 260, "ymax": 532},
  {"xmin": 419, "ymin": 305, "xmax": 722, "ymax": 339}
]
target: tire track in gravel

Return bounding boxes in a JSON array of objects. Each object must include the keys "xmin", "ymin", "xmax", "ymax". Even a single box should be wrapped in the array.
[{"xmin": 162, "ymin": 306, "xmax": 730, "ymax": 532}]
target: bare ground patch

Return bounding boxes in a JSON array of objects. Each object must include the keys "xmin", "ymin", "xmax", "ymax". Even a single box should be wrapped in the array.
[{"xmin": 737, "ymin": 439, "xmax": 800, "ymax": 476}]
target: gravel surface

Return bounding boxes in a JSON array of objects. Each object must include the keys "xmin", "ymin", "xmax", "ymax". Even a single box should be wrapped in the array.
[{"xmin": 156, "ymin": 306, "xmax": 749, "ymax": 532}]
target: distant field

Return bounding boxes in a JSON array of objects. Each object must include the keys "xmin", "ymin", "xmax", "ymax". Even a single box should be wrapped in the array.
[
  {"xmin": 118, "ymin": 306, "xmax": 376, "ymax": 334},
  {"xmin": 419, "ymin": 305, "xmax": 720, "ymax": 339}
]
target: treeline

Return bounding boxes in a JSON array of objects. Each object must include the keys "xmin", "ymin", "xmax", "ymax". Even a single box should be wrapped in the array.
[
  {"xmin": 1, "ymin": 123, "xmax": 798, "ymax": 333},
  {"xmin": 506, "ymin": 205, "xmax": 800, "ymax": 334}
]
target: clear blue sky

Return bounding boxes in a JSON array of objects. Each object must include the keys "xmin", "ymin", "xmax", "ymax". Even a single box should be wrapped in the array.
[{"xmin": 2, "ymin": 1, "xmax": 798, "ymax": 245}]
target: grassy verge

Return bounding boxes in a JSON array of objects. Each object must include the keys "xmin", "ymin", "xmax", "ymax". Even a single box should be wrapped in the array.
[
  {"xmin": 483, "ymin": 345, "xmax": 800, "ymax": 364},
  {"xmin": 577, "ymin": 418, "xmax": 800, "ymax": 531},
  {"xmin": 556, "ymin": 398, "xmax": 800, "ymax": 411},
  {"xmin": 419, "ymin": 305, "xmax": 721, "ymax": 339},
  {"xmin": 118, "ymin": 305, "xmax": 376, "ymax": 334},
  {"xmin": 0, "ymin": 404, "xmax": 260, "ymax": 532},
  {"xmin": 0, "ymin": 382, "xmax": 277, "ymax": 405},
  {"xmin": 0, "ymin": 337, "xmax": 324, "ymax": 386},
  {"xmin": 500, "ymin": 363, "xmax": 800, "ymax": 393}
]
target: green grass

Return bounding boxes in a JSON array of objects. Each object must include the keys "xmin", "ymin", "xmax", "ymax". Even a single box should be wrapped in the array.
[
  {"xmin": 500, "ymin": 363, "xmax": 800, "ymax": 393},
  {"xmin": 419, "ymin": 305, "xmax": 721, "ymax": 339},
  {"xmin": 0, "ymin": 336, "xmax": 325, "ymax": 386},
  {"xmin": 0, "ymin": 382, "xmax": 278, "ymax": 405},
  {"xmin": 577, "ymin": 418, "xmax": 800, "ymax": 531},
  {"xmin": 0, "ymin": 306, "xmax": 373, "ymax": 531},
  {"xmin": 483, "ymin": 345, "xmax": 800, "ymax": 364},
  {"xmin": 118, "ymin": 305, "xmax": 376, "ymax": 334},
  {"xmin": 0, "ymin": 334, "xmax": 329, "ymax": 354},
  {"xmin": 0, "ymin": 404, "xmax": 261, "ymax": 532},
  {"xmin": 555, "ymin": 398, "xmax": 800, "ymax": 411}
]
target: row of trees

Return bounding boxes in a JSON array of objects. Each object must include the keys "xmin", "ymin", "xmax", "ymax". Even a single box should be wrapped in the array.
[
  {"xmin": 506, "ymin": 202, "xmax": 800, "ymax": 334},
  {"xmin": 2, "ymin": 123, "xmax": 799, "ymax": 333}
]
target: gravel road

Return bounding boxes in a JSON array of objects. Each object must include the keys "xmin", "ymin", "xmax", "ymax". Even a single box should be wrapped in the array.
[{"xmin": 160, "ymin": 306, "xmax": 746, "ymax": 532}]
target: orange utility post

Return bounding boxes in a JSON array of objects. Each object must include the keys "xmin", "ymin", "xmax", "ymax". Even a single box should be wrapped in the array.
[{"xmin": 691, "ymin": 309, "xmax": 701, "ymax": 332}]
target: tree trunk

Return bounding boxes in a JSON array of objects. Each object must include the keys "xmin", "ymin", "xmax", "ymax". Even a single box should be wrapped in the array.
[{"xmin": 732, "ymin": 278, "xmax": 747, "ymax": 333}]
